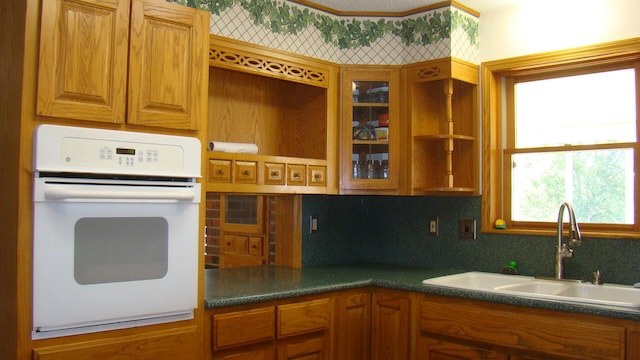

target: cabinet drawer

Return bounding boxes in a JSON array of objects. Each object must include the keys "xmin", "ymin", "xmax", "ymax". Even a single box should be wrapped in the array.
[
  {"xmin": 287, "ymin": 164, "xmax": 306, "ymax": 186},
  {"xmin": 213, "ymin": 306, "xmax": 276, "ymax": 350},
  {"xmin": 235, "ymin": 161, "xmax": 257, "ymax": 184},
  {"xmin": 208, "ymin": 159, "xmax": 232, "ymax": 183},
  {"xmin": 249, "ymin": 236, "xmax": 264, "ymax": 256},
  {"xmin": 33, "ymin": 326, "xmax": 199, "ymax": 359},
  {"xmin": 265, "ymin": 162, "xmax": 285, "ymax": 185},
  {"xmin": 222, "ymin": 234, "xmax": 250, "ymax": 254},
  {"xmin": 308, "ymin": 166, "xmax": 326, "ymax": 187},
  {"xmin": 222, "ymin": 234, "xmax": 234, "ymax": 253},
  {"xmin": 277, "ymin": 298, "xmax": 330, "ymax": 339},
  {"xmin": 214, "ymin": 344, "xmax": 274, "ymax": 359}
]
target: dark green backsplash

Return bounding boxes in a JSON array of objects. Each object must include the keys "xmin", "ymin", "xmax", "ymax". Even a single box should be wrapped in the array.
[{"xmin": 302, "ymin": 195, "xmax": 640, "ymax": 285}]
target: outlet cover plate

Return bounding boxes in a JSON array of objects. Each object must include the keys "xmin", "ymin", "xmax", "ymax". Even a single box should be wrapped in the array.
[
  {"xmin": 459, "ymin": 219, "xmax": 477, "ymax": 239},
  {"xmin": 428, "ymin": 217, "xmax": 438, "ymax": 236}
]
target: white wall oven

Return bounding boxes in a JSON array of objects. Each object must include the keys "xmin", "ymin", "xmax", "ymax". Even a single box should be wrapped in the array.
[{"xmin": 32, "ymin": 125, "xmax": 201, "ymax": 339}]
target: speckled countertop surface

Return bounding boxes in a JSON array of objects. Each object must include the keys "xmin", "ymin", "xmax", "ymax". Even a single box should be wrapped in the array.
[{"xmin": 204, "ymin": 263, "xmax": 640, "ymax": 321}]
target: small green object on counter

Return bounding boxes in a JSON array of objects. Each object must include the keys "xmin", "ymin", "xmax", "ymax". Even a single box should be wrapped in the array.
[{"xmin": 502, "ymin": 260, "xmax": 518, "ymax": 275}]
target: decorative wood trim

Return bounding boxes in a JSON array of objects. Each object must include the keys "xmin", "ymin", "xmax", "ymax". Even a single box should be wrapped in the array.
[
  {"xmin": 407, "ymin": 57, "xmax": 479, "ymax": 84},
  {"xmin": 209, "ymin": 36, "xmax": 330, "ymax": 88},
  {"xmin": 287, "ymin": 0, "xmax": 480, "ymax": 18}
]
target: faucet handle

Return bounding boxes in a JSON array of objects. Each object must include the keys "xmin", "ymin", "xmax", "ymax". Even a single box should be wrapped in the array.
[
  {"xmin": 592, "ymin": 270, "xmax": 603, "ymax": 285},
  {"xmin": 559, "ymin": 243, "xmax": 574, "ymax": 258}
]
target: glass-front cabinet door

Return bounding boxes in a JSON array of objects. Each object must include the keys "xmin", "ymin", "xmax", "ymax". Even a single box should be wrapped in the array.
[{"xmin": 341, "ymin": 68, "xmax": 400, "ymax": 193}]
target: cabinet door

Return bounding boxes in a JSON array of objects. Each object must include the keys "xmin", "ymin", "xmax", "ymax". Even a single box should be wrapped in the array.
[
  {"xmin": 127, "ymin": 0, "xmax": 208, "ymax": 130},
  {"xmin": 415, "ymin": 336, "xmax": 508, "ymax": 360},
  {"xmin": 332, "ymin": 291, "xmax": 371, "ymax": 360},
  {"xmin": 371, "ymin": 290, "xmax": 410, "ymax": 360},
  {"xmin": 37, "ymin": 0, "xmax": 130, "ymax": 123},
  {"xmin": 341, "ymin": 68, "xmax": 400, "ymax": 193}
]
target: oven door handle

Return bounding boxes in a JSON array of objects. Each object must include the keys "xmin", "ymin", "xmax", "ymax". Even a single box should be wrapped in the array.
[{"xmin": 43, "ymin": 187, "xmax": 197, "ymax": 202}]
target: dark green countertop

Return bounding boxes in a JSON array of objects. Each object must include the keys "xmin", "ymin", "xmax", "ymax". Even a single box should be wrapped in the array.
[{"xmin": 204, "ymin": 263, "xmax": 640, "ymax": 321}]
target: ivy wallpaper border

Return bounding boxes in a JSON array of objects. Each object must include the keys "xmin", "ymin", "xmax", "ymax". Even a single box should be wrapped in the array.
[{"xmin": 169, "ymin": 0, "xmax": 479, "ymax": 50}]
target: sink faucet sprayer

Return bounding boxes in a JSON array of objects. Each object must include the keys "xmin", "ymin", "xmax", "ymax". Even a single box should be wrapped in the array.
[{"xmin": 555, "ymin": 202, "xmax": 582, "ymax": 279}]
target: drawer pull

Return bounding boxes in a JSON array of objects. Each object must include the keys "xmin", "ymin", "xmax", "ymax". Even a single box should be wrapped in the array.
[
  {"xmin": 292, "ymin": 172, "xmax": 300, "ymax": 179},
  {"xmin": 242, "ymin": 170, "xmax": 250, "ymax": 176}
]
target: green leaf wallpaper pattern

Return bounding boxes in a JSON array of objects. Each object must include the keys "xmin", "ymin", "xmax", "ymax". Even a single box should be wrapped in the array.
[{"xmin": 168, "ymin": 0, "xmax": 479, "ymax": 50}]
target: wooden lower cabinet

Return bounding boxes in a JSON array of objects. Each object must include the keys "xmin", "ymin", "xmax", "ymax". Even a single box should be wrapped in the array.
[
  {"xmin": 208, "ymin": 296, "xmax": 331, "ymax": 360},
  {"xmin": 371, "ymin": 289, "xmax": 412, "ymax": 360},
  {"xmin": 332, "ymin": 290, "xmax": 371, "ymax": 360},
  {"xmin": 32, "ymin": 326, "xmax": 200, "ymax": 360},
  {"xmin": 207, "ymin": 288, "xmax": 636, "ymax": 360},
  {"xmin": 417, "ymin": 294, "xmax": 630, "ymax": 360}
]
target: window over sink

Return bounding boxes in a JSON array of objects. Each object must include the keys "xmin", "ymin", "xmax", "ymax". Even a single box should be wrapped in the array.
[{"xmin": 482, "ymin": 38, "xmax": 640, "ymax": 237}]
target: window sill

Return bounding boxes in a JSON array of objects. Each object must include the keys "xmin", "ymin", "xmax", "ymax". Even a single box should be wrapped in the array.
[{"xmin": 481, "ymin": 226, "xmax": 640, "ymax": 240}]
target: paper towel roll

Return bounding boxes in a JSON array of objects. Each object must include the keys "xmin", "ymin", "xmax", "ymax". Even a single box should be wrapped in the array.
[{"xmin": 207, "ymin": 141, "xmax": 259, "ymax": 154}]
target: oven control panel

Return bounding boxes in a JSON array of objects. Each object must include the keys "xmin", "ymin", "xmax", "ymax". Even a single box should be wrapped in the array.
[
  {"xmin": 62, "ymin": 138, "xmax": 183, "ymax": 171},
  {"xmin": 34, "ymin": 125, "xmax": 201, "ymax": 177}
]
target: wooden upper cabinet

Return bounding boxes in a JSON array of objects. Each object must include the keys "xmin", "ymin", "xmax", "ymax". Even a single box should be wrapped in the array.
[
  {"xmin": 37, "ymin": 0, "xmax": 129, "ymax": 123},
  {"xmin": 127, "ymin": 0, "xmax": 208, "ymax": 129},
  {"xmin": 340, "ymin": 67, "xmax": 402, "ymax": 195},
  {"xmin": 37, "ymin": 0, "xmax": 208, "ymax": 130},
  {"xmin": 405, "ymin": 57, "xmax": 479, "ymax": 195}
]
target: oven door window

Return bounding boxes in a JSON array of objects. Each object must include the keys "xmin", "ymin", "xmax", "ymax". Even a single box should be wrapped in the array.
[{"xmin": 74, "ymin": 217, "xmax": 169, "ymax": 285}]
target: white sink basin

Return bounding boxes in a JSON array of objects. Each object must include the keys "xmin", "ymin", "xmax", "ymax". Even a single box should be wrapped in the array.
[
  {"xmin": 422, "ymin": 271, "xmax": 534, "ymax": 290},
  {"xmin": 422, "ymin": 272, "xmax": 640, "ymax": 308}
]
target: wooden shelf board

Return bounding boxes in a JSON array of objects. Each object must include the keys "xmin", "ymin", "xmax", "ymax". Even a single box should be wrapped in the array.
[
  {"xmin": 413, "ymin": 134, "xmax": 475, "ymax": 141},
  {"xmin": 413, "ymin": 186, "xmax": 476, "ymax": 193},
  {"xmin": 353, "ymin": 102, "xmax": 389, "ymax": 108},
  {"xmin": 353, "ymin": 140, "xmax": 389, "ymax": 145}
]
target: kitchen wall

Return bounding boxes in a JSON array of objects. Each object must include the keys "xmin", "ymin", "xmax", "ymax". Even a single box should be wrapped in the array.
[
  {"xmin": 478, "ymin": 0, "xmax": 640, "ymax": 62},
  {"xmin": 301, "ymin": 195, "xmax": 640, "ymax": 285},
  {"xmin": 300, "ymin": 0, "xmax": 640, "ymax": 286},
  {"xmin": 192, "ymin": 0, "xmax": 640, "ymax": 284}
]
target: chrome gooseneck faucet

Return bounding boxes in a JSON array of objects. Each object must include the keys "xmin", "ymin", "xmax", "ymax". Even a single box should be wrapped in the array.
[{"xmin": 555, "ymin": 202, "xmax": 582, "ymax": 279}]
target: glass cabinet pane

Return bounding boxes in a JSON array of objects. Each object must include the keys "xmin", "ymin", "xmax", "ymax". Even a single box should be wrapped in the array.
[
  {"xmin": 341, "ymin": 68, "xmax": 399, "ymax": 194},
  {"xmin": 351, "ymin": 80, "xmax": 390, "ymax": 180}
]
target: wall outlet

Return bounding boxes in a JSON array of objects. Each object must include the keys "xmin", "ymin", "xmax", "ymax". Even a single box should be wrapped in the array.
[
  {"xmin": 428, "ymin": 217, "xmax": 438, "ymax": 236},
  {"xmin": 309, "ymin": 215, "xmax": 318, "ymax": 234},
  {"xmin": 459, "ymin": 219, "xmax": 477, "ymax": 239}
]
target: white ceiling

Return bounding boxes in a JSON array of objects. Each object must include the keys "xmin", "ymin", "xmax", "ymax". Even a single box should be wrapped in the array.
[{"xmin": 302, "ymin": 0, "xmax": 523, "ymax": 14}]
